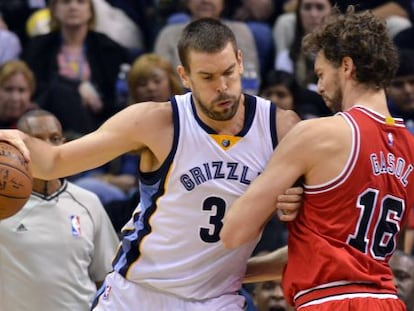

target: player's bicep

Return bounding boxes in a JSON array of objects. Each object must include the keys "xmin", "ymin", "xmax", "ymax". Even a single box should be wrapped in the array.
[{"xmin": 260, "ymin": 121, "xmax": 311, "ymax": 193}]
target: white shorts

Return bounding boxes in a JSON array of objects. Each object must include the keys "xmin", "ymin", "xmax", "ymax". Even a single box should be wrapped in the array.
[{"xmin": 91, "ymin": 271, "xmax": 246, "ymax": 311}]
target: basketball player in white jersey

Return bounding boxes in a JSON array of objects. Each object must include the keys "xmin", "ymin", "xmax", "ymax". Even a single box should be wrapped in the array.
[{"xmin": 0, "ymin": 18, "xmax": 301, "ymax": 310}]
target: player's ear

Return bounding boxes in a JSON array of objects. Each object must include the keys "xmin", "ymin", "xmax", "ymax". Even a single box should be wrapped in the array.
[
  {"xmin": 342, "ymin": 56, "xmax": 356, "ymax": 80},
  {"xmin": 237, "ymin": 49, "xmax": 244, "ymax": 75},
  {"xmin": 177, "ymin": 65, "xmax": 191, "ymax": 89}
]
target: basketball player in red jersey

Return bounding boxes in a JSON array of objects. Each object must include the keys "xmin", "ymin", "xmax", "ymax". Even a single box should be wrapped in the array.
[{"xmin": 223, "ymin": 6, "xmax": 414, "ymax": 311}]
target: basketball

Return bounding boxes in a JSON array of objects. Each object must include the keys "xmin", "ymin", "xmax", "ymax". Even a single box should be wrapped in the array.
[{"xmin": 0, "ymin": 141, "xmax": 32, "ymax": 220}]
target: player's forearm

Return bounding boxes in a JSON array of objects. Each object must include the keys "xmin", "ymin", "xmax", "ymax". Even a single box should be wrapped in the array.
[
  {"xmin": 24, "ymin": 134, "xmax": 61, "ymax": 180},
  {"xmin": 221, "ymin": 193, "xmax": 271, "ymax": 249},
  {"xmin": 243, "ymin": 246, "xmax": 288, "ymax": 283}
]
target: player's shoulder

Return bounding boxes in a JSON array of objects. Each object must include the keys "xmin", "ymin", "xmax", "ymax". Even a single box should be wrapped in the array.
[
  {"xmin": 290, "ymin": 114, "xmax": 347, "ymax": 141},
  {"xmin": 275, "ymin": 106, "xmax": 301, "ymax": 123},
  {"xmin": 127, "ymin": 100, "xmax": 172, "ymax": 112},
  {"xmin": 125, "ymin": 101, "xmax": 173, "ymax": 122},
  {"xmin": 273, "ymin": 106, "xmax": 301, "ymax": 141}
]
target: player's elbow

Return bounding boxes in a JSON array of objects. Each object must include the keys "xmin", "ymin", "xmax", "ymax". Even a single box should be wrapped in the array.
[
  {"xmin": 220, "ymin": 226, "xmax": 250, "ymax": 249},
  {"xmin": 220, "ymin": 234, "xmax": 238, "ymax": 249}
]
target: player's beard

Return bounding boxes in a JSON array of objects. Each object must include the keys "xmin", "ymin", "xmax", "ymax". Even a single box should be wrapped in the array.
[
  {"xmin": 324, "ymin": 85, "xmax": 343, "ymax": 113},
  {"xmin": 194, "ymin": 93, "xmax": 241, "ymax": 121}
]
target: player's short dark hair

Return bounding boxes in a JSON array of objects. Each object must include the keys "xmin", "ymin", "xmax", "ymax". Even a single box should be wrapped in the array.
[
  {"xmin": 302, "ymin": 5, "xmax": 399, "ymax": 89},
  {"xmin": 177, "ymin": 18, "xmax": 238, "ymax": 71}
]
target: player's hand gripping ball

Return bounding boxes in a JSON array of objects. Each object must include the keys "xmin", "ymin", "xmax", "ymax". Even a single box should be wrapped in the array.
[{"xmin": 0, "ymin": 141, "xmax": 32, "ymax": 219}]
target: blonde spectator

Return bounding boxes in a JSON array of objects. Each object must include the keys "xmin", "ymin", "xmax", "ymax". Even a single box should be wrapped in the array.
[
  {"xmin": 0, "ymin": 60, "xmax": 37, "ymax": 128},
  {"xmin": 128, "ymin": 53, "xmax": 185, "ymax": 104}
]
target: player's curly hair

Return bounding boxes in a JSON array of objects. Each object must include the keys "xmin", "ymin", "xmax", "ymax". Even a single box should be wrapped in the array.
[{"xmin": 302, "ymin": 5, "xmax": 399, "ymax": 89}]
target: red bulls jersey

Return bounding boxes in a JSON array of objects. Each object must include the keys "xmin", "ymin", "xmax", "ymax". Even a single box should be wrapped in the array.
[{"xmin": 283, "ymin": 106, "xmax": 414, "ymax": 308}]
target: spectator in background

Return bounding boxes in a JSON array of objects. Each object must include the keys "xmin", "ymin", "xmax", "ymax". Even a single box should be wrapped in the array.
[
  {"xmin": 387, "ymin": 49, "xmax": 414, "ymax": 133},
  {"xmin": 0, "ymin": 108, "xmax": 119, "ymax": 311},
  {"xmin": 274, "ymin": 0, "xmax": 334, "ymax": 90},
  {"xmin": 260, "ymin": 70, "xmax": 300, "ymax": 110},
  {"xmin": 154, "ymin": 0, "xmax": 261, "ymax": 94},
  {"xmin": 23, "ymin": 0, "xmax": 130, "ymax": 138},
  {"xmin": 91, "ymin": 0, "xmax": 145, "ymax": 56},
  {"xmin": 243, "ymin": 249, "xmax": 291, "ymax": 311},
  {"xmin": 229, "ymin": 0, "xmax": 276, "ymax": 77},
  {"xmin": 231, "ymin": 0, "xmax": 276, "ymax": 25},
  {"xmin": 335, "ymin": 0, "xmax": 413, "ymax": 38},
  {"xmin": 389, "ymin": 250, "xmax": 414, "ymax": 311},
  {"xmin": 127, "ymin": 53, "xmax": 185, "ymax": 104},
  {"xmin": 25, "ymin": 7, "xmax": 51, "ymax": 37},
  {"xmin": 25, "ymin": 0, "xmax": 145, "ymax": 56},
  {"xmin": 0, "ymin": 27, "xmax": 22, "ymax": 64},
  {"xmin": 259, "ymin": 69, "xmax": 331, "ymax": 119},
  {"xmin": 0, "ymin": 0, "xmax": 46, "ymax": 48},
  {"xmin": 394, "ymin": 24, "xmax": 414, "ymax": 49},
  {"xmin": 283, "ymin": 0, "xmax": 299, "ymax": 13},
  {"xmin": 252, "ymin": 278, "xmax": 291, "ymax": 311},
  {"xmin": 253, "ymin": 280, "xmax": 290, "ymax": 311},
  {"xmin": 0, "ymin": 60, "xmax": 37, "ymax": 128}
]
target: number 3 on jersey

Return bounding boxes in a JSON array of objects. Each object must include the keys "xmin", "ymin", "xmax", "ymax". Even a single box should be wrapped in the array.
[
  {"xmin": 347, "ymin": 188, "xmax": 405, "ymax": 260},
  {"xmin": 200, "ymin": 196, "xmax": 226, "ymax": 243}
]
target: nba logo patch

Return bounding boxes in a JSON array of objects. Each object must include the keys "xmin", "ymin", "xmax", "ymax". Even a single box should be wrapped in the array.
[
  {"xmin": 387, "ymin": 132, "xmax": 394, "ymax": 146},
  {"xmin": 70, "ymin": 215, "xmax": 82, "ymax": 237},
  {"xmin": 103, "ymin": 285, "xmax": 112, "ymax": 300}
]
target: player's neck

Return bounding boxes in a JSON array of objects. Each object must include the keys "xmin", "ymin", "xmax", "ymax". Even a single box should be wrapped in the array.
[
  {"xmin": 343, "ymin": 86, "xmax": 389, "ymax": 115},
  {"xmin": 32, "ymin": 179, "xmax": 62, "ymax": 196}
]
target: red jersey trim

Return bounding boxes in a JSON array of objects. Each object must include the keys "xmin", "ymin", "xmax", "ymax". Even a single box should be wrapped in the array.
[
  {"xmin": 353, "ymin": 106, "xmax": 406, "ymax": 127},
  {"xmin": 294, "ymin": 281, "xmax": 398, "ymax": 309},
  {"xmin": 304, "ymin": 105, "xmax": 406, "ymax": 194}
]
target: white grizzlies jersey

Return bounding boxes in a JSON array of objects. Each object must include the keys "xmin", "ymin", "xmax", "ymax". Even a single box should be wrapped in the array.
[{"xmin": 114, "ymin": 92, "xmax": 277, "ymax": 300}]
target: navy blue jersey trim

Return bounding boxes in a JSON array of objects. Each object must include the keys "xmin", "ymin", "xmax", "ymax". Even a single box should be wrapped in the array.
[
  {"xmin": 270, "ymin": 102, "xmax": 277, "ymax": 149},
  {"xmin": 190, "ymin": 93, "xmax": 257, "ymax": 136},
  {"xmin": 115, "ymin": 98, "xmax": 181, "ymax": 277},
  {"xmin": 137, "ymin": 99, "xmax": 180, "ymax": 185},
  {"xmin": 118, "ymin": 191, "xmax": 163, "ymax": 277},
  {"xmin": 238, "ymin": 94, "xmax": 256, "ymax": 136}
]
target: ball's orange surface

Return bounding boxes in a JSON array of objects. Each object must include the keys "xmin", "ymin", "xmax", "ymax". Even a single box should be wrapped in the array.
[{"xmin": 0, "ymin": 141, "xmax": 32, "ymax": 220}]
